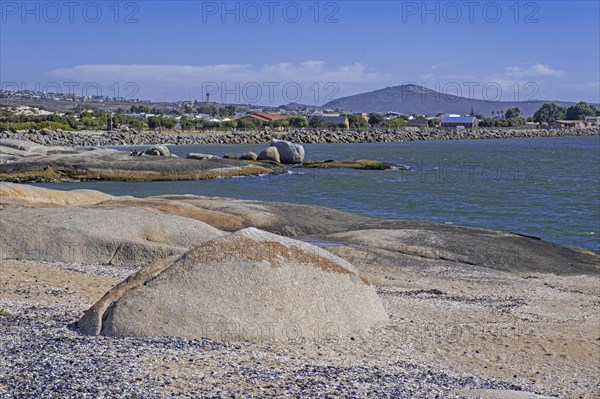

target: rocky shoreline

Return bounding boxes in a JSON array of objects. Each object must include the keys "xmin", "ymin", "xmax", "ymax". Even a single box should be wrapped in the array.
[
  {"xmin": 2, "ymin": 127, "xmax": 598, "ymax": 147},
  {"xmin": 1, "ymin": 184, "xmax": 598, "ymax": 398},
  {"xmin": 0, "ymin": 138, "xmax": 397, "ymax": 183}
]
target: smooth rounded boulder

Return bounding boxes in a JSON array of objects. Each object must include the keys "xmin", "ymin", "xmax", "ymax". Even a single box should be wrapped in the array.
[
  {"xmin": 78, "ymin": 227, "xmax": 388, "ymax": 341},
  {"xmin": 257, "ymin": 146, "xmax": 281, "ymax": 163},
  {"xmin": 271, "ymin": 139, "xmax": 305, "ymax": 164},
  {"xmin": 239, "ymin": 151, "xmax": 258, "ymax": 161},
  {"xmin": 144, "ymin": 145, "xmax": 170, "ymax": 156},
  {"xmin": 0, "ymin": 206, "xmax": 225, "ymax": 265}
]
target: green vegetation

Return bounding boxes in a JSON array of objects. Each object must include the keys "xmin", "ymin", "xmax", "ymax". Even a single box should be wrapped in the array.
[
  {"xmin": 345, "ymin": 114, "xmax": 368, "ymax": 129},
  {"xmin": 147, "ymin": 115, "xmax": 177, "ymax": 130},
  {"xmin": 308, "ymin": 116, "xmax": 322, "ymax": 128},
  {"xmin": 308, "ymin": 116, "xmax": 347, "ymax": 130},
  {"xmin": 4, "ymin": 121, "xmax": 74, "ymax": 132},
  {"xmin": 2, "ymin": 99, "xmax": 596, "ymax": 134},
  {"xmin": 532, "ymin": 101, "xmax": 598, "ymax": 123},
  {"xmin": 478, "ymin": 117, "xmax": 526, "ymax": 128},
  {"xmin": 428, "ymin": 118, "xmax": 441, "ymax": 128},
  {"xmin": 532, "ymin": 103, "xmax": 566, "ymax": 123},
  {"xmin": 504, "ymin": 107, "xmax": 521, "ymax": 119},
  {"xmin": 0, "ymin": 104, "xmax": 246, "ymax": 133},
  {"xmin": 368, "ymin": 113, "xmax": 384, "ymax": 126},
  {"xmin": 288, "ymin": 116, "xmax": 308, "ymax": 128},
  {"xmin": 0, "ymin": 308, "xmax": 11, "ymax": 317},
  {"xmin": 565, "ymin": 101, "xmax": 597, "ymax": 120},
  {"xmin": 477, "ymin": 107, "xmax": 526, "ymax": 127},
  {"xmin": 387, "ymin": 117, "xmax": 406, "ymax": 128}
]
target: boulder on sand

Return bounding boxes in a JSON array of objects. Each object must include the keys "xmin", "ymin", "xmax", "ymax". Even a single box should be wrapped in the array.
[
  {"xmin": 78, "ymin": 227, "xmax": 388, "ymax": 341},
  {"xmin": 271, "ymin": 139, "xmax": 305, "ymax": 164},
  {"xmin": 144, "ymin": 145, "xmax": 170, "ymax": 157},
  {"xmin": 257, "ymin": 146, "xmax": 281, "ymax": 163}
]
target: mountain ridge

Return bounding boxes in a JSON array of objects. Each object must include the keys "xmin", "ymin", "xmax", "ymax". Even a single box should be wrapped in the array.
[{"xmin": 318, "ymin": 84, "xmax": 598, "ymax": 117}]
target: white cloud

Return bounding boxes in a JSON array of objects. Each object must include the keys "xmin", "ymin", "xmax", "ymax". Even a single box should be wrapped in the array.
[
  {"xmin": 430, "ymin": 62, "xmax": 453, "ymax": 71},
  {"xmin": 47, "ymin": 62, "xmax": 390, "ymax": 104},
  {"xmin": 504, "ymin": 64, "xmax": 565, "ymax": 78},
  {"xmin": 420, "ymin": 73, "xmax": 475, "ymax": 82},
  {"xmin": 49, "ymin": 62, "xmax": 390, "ymax": 86}
]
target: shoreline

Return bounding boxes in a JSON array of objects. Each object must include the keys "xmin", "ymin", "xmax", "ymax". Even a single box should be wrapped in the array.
[
  {"xmin": 2, "ymin": 127, "xmax": 598, "ymax": 147},
  {"xmin": 0, "ymin": 183, "xmax": 598, "ymax": 398}
]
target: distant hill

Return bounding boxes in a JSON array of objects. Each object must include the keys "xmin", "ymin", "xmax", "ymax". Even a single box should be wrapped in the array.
[
  {"xmin": 284, "ymin": 102, "xmax": 320, "ymax": 111},
  {"xmin": 321, "ymin": 84, "xmax": 594, "ymax": 117}
]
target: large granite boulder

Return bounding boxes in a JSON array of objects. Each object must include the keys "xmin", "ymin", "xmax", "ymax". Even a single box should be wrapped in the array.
[
  {"xmin": 257, "ymin": 146, "xmax": 281, "ymax": 163},
  {"xmin": 271, "ymin": 139, "xmax": 305, "ymax": 164},
  {"xmin": 239, "ymin": 151, "xmax": 258, "ymax": 161},
  {"xmin": 144, "ymin": 145, "xmax": 170, "ymax": 157},
  {"xmin": 0, "ymin": 206, "xmax": 225, "ymax": 265},
  {"xmin": 78, "ymin": 228, "xmax": 388, "ymax": 341},
  {"xmin": 0, "ymin": 138, "xmax": 45, "ymax": 153},
  {"xmin": 0, "ymin": 139, "xmax": 75, "ymax": 159},
  {"xmin": 0, "ymin": 182, "xmax": 115, "ymax": 206}
]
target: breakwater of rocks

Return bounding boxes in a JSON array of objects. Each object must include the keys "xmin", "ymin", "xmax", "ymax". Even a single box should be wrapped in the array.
[{"xmin": 1, "ymin": 127, "xmax": 597, "ymax": 147}]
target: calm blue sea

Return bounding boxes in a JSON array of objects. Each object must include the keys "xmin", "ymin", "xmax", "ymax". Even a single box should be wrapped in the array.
[{"xmin": 34, "ymin": 136, "xmax": 600, "ymax": 252}]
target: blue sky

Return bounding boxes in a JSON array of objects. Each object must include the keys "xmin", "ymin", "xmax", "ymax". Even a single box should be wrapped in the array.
[{"xmin": 1, "ymin": 0, "xmax": 599, "ymax": 105}]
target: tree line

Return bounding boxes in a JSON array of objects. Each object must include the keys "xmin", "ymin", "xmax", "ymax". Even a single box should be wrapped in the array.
[{"xmin": 1, "ymin": 101, "xmax": 597, "ymax": 133}]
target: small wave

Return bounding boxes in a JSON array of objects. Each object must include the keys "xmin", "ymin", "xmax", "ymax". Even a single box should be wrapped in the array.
[{"xmin": 389, "ymin": 164, "xmax": 414, "ymax": 171}]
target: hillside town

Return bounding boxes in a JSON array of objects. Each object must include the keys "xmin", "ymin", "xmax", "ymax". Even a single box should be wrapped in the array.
[{"xmin": 1, "ymin": 88, "xmax": 599, "ymax": 134}]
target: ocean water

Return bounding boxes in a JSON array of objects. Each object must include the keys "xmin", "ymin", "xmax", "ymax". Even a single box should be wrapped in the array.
[{"xmin": 34, "ymin": 136, "xmax": 600, "ymax": 252}]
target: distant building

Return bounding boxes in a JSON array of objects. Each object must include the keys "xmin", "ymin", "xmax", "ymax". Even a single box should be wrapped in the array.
[
  {"xmin": 406, "ymin": 119, "xmax": 428, "ymax": 128},
  {"xmin": 316, "ymin": 115, "xmax": 350, "ymax": 129},
  {"xmin": 551, "ymin": 120, "xmax": 588, "ymax": 129},
  {"xmin": 384, "ymin": 112, "xmax": 402, "ymax": 120},
  {"xmin": 242, "ymin": 112, "xmax": 287, "ymax": 123},
  {"xmin": 441, "ymin": 115, "xmax": 478, "ymax": 129},
  {"xmin": 125, "ymin": 112, "xmax": 154, "ymax": 119},
  {"xmin": 584, "ymin": 116, "xmax": 600, "ymax": 126},
  {"xmin": 354, "ymin": 113, "xmax": 369, "ymax": 122}
]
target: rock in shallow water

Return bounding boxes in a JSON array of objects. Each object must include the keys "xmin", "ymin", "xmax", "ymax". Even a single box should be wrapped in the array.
[
  {"xmin": 257, "ymin": 146, "xmax": 281, "ymax": 163},
  {"xmin": 78, "ymin": 227, "xmax": 388, "ymax": 341},
  {"xmin": 271, "ymin": 139, "xmax": 305, "ymax": 164},
  {"xmin": 239, "ymin": 151, "xmax": 258, "ymax": 161}
]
